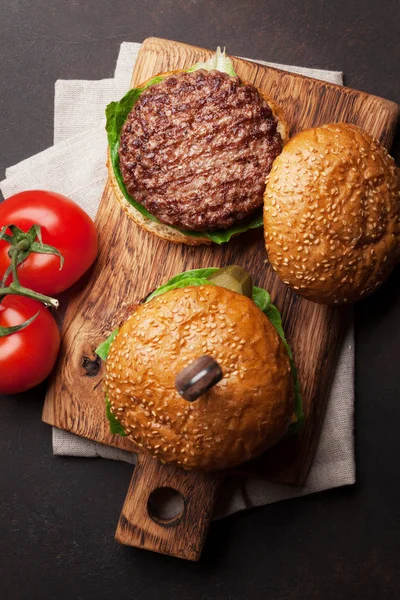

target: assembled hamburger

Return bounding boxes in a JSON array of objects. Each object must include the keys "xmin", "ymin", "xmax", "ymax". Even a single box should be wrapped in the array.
[
  {"xmin": 106, "ymin": 49, "xmax": 288, "ymax": 245},
  {"xmin": 264, "ymin": 122, "xmax": 400, "ymax": 304},
  {"xmin": 96, "ymin": 266, "xmax": 302, "ymax": 471}
]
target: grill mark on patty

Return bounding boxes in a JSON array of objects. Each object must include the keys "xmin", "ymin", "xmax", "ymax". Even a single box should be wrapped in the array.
[
  {"xmin": 119, "ymin": 69, "xmax": 283, "ymax": 231},
  {"xmin": 134, "ymin": 89, "xmax": 276, "ymax": 143},
  {"xmin": 148, "ymin": 113, "xmax": 275, "ymax": 161},
  {"xmin": 133, "ymin": 138, "xmax": 276, "ymax": 196},
  {"xmin": 123, "ymin": 83, "xmax": 275, "ymax": 169},
  {"xmin": 131, "ymin": 131, "xmax": 271, "ymax": 186},
  {"xmin": 130, "ymin": 87, "xmax": 272, "ymax": 132},
  {"xmin": 125, "ymin": 104, "xmax": 273, "ymax": 164},
  {"xmin": 143, "ymin": 157, "xmax": 269, "ymax": 199}
]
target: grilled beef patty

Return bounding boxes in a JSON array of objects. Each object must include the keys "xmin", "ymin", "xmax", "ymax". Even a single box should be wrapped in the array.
[{"xmin": 119, "ymin": 69, "xmax": 283, "ymax": 232}]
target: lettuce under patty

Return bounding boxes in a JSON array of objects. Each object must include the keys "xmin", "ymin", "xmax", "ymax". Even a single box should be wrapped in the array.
[
  {"xmin": 105, "ymin": 50, "xmax": 264, "ymax": 244},
  {"xmin": 96, "ymin": 269, "xmax": 304, "ymax": 437}
]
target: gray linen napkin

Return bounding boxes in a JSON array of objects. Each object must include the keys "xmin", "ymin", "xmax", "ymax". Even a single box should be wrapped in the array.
[{"xmin": 0, "ymin": 43, "xmax": 354, "ymax": 518}]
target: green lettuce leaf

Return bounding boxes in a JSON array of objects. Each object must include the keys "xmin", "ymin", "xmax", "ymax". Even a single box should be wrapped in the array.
[
  {"xmin": 156, "ymin": 267, "xmax": 219, "ymax": 285},
  {"xmin": 95, "ymin": 329, "xmax": 127, "ymax": 435},
  {"xmin": 105, "ymin": 50, "xmax": 264, "ymax": 245},
  {"xmin": 105, "ymin": 394, "xmax": 127, "ymax": 436},
  {"xmin": 106, "ymin": 76, "xmax": 165, "ymax": 226},
  {"xmin": 96, "ymin": 269, "xmax": 303, "ymax": 436},
  {"xmin": 146, "ymin": 278, "xmax": 212, "ymax": 302},
  {"xmin": 146, "ymin": 268, "xmax": 219, "ymax": 301},
  {"xmin": 188, "ymin": 46, "xmax": 237, "ymax": 77},
  {"xmin": 202, "ymin": 212, "xmax": 263, "ymax": 244},
  {"xmin": 263, "ymin": 302, "xmax": 304, "ymax": 433},
  {"xmin": 95, "ymin": 328, "xmax": 119, "ymax": 361},
  {"xmin": 251, "ymin": 285, "xmax": 271, "ymax": 313}
]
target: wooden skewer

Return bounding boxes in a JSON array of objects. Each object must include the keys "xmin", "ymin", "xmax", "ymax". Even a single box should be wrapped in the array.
[{"xmin": 175, "ymin": 355, "xmax": 223, "ymax": 402}]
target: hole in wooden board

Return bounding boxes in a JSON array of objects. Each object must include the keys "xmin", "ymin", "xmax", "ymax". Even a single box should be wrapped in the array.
[{"xmin": 147, "ymin": 487, "xmax": 186, "ymax": 526}]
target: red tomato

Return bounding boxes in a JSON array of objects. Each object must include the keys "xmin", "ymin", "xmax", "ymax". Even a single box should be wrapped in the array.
[
  {"xmin": 0, "ymin": 191, "xmax": 97, "ymax": 295},
  {"xmin": 0, "ymin": 296, "xmax": 60, "ymax": 394}
]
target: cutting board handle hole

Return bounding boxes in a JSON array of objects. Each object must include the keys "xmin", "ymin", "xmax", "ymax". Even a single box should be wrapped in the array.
[{"xmin": 147, "ymin": 486, "xmax": 186, "ymax": 527}]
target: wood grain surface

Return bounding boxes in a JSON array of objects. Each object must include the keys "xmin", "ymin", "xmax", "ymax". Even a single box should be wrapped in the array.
[
  {"xmin": 42, "ymin": 37, "xmax": 398, "ymax": 559},
  {"xmin": 115, "ymin": 453, "xmax": 220, "ymax": 561}
]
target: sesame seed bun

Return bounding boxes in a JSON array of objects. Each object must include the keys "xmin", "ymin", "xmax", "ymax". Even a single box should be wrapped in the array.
[
  {"xmin": 104, "ymin": 285, "xmax": 294, "ymax": 471},
  {"xmin": 264, "ymin": 123, "xmax": 400, "ymax": 304},
  {"xmin": 108, "ymin": 69, "xmax": 288, "ymax": 246}
]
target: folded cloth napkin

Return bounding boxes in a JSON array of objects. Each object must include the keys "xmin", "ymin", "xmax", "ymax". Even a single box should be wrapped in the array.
[{"xmin": 0, "ymin": 43, "xmax": 355, "ymax": 519}]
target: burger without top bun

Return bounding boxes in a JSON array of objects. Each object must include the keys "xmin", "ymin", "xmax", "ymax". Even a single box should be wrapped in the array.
[
  {"xmin": 264, "ymin": 123, "xmax": 400, "ymax": 304},
  {"xmin": 96, "ymin": 267, "xmax": 303, "ymax": 471},
  {"xmin": 106, "ymin": 49, "xmax": 288, "ymax": 246}
]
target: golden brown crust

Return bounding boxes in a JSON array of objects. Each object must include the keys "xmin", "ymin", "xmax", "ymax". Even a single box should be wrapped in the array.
[
  {"xmin": 264, "ymin": 123, "xmax": 400, "ymax": 304},
  {"xmin": 107, "ymin": 69, "xmax": 287, "ymax": 246},
  {"xmin": 105, "ymin": 285, "xmax": 294, "ymax": 471}
]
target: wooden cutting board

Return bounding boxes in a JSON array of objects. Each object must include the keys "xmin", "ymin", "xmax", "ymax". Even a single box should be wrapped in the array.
[{"xmin": 42, "ymin": 37, "xmax": 399, "ymax": 560}]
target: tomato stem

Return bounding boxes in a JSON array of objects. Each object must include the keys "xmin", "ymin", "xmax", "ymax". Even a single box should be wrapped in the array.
[
  {"xmin": 0, "ymin": 311, "xmax": 40, "ymax": 338},
  {"xmin": 0, "ymin": 283, "xmax": 59, "ymax": 308},
  {"xmin": 1, "ymin": 223, "xmax": 64, "ymax": 286},
  {"xmin": 0, "ymin": 233, "xmax": 59, "ymax": 308},
  {"xmin": 9, "ymin": 240, "xmax": 30, "ymax": 284},
  {"xmin": 10, "ymin": 245, "xmax": 22, "ymax": 284}
]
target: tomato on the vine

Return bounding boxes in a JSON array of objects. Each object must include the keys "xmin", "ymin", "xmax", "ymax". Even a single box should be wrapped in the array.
[
  {"xmin": 0, "ymin": 296, "xmax": 60, "ymax": 394},
  {"xmin": 0, "ymin": 191, "xmax": 97, "ymax": 295}
]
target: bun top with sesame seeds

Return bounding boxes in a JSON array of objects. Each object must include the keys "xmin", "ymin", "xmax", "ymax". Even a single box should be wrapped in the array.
[
  {"xmin": 264, "ymin": 123, "xmax": 400, "ymax": 304},
  {"xmin": 104, "ymin": 284, "xmax": 294, "ymax": 471}
]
